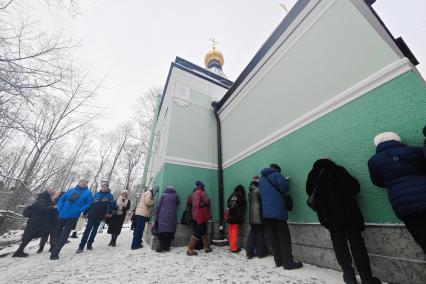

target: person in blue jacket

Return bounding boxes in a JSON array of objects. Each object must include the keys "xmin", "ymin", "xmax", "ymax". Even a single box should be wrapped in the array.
[
  {"xmin": 50, "ymin": 178, "xmax": 93, "ymax": 260},
  {"xmin": 368, "ymin": 132, "xmax": 426, "ymax": 253},
  {"xmin": 76, "ymin": 182, "xmax": 115, "ymax": 253},
  {"xmin": 259, "ymin": 163, "xmax": 302, "ymax": 270}
]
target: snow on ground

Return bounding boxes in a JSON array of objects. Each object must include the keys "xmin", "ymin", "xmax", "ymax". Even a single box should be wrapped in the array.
[{"xmin": 0, "ymin": 227, "xmax": 346, "ymax": 284}]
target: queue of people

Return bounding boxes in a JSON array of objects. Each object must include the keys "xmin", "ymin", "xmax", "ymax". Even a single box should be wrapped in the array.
[{"xmin": 12, "ymin": 127, "xmax": 425, "ymax": 284}]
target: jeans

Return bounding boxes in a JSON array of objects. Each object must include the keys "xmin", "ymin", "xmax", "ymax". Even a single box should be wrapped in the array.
[
  {"xmin": 246, "ymin": 223, "xmax": 268, "ymax": 257},
  {"xmin": 131, "ymin": 216, "xmax": 149, "ymax": 248},
  {"xmin": 264, "ymin": 218, "xmax": 293, "ymax": 266},
  {"xmin": 51, "ymin": 218, "xmax": 78, "ymax": 257},
  {"xmin": 79, "ymin": 218, "xmax": 101, "ymax": 249}
]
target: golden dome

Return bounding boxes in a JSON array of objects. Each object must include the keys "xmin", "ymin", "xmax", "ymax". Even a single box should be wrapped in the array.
[{"xmin": 204, "ymin": 47, "xmax": 224, "ymax": 68}]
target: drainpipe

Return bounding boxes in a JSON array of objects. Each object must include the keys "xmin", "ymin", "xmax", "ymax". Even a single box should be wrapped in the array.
[{"xmin": 211, "ymin": 101, "xmax": 227, "ymax": 246}]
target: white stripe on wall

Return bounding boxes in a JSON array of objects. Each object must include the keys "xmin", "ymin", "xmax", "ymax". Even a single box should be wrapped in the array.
[{"xmin": 222, "ymin": 58, "xmax": 412, "ymax": 169}]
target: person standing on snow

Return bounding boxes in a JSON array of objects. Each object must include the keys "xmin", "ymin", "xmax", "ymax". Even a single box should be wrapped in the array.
[
  {"xmin": 76, "ymin": 182, "xmax": 115, "ymax": 253},
  {"xmin": 50, "ymin": 178, "xmax": 93, "ymax": 260},
  {"xmin": 13, "ymin": 188, "xmax": 56, "ymax": 257},
  {"xmin": 186, "ymin": 181, "xmax": 212, "ymax": 256},
  {"xmin": 37, "ymin": 190, "xmax": 63, "ymax": 254},
  {"xmin": 259, "ymin": 163, "xmax": 302, "ymax": 270},
  {"xmin": 307, "ymin": 158, "xmax": 381, "ymax": 284},
  {"xmin": 368, "ymin": 132, "xmax": 426, "ymax": 253},
  {"xmin": 107, "ymin": 190, "xmax": 130, "ymax": 247},
  {"xmin": 225, "ymin": 184, "xmax": 246, "ymax": 253},
  {"xmin": 131, "ymin": 188, "xmax": 154, "ymax": 250},
  {"xmin": 155, "ymin": 185, "xmax": 180, "ymax": 253}
]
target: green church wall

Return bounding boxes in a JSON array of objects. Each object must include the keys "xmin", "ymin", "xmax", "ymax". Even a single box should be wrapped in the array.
[{"xmin": 222, "ymin": 71, "xmax": 426, "ymax": 224}]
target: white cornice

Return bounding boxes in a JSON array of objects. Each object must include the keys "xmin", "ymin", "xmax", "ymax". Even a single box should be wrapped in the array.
[
  {"xmin": 165, "ymin": 156, "xmax": 218, "ymax": 170},
  {"xmin": 222, "ymin": 58, "xmax": 412, "ymax": 169}
]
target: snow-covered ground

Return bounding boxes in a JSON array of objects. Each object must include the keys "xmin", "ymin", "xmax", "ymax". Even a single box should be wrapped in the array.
[{"xmin": 0, "ymin": 227, "xmax": 346, "ymax": 284}]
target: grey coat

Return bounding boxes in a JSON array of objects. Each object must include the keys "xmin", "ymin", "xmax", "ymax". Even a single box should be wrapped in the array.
[{"xmin": 248, "ymin": 182, "xmax": 262, "ymax": 224}]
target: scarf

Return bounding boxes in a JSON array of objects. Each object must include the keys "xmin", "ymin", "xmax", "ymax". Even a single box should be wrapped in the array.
[{"xmin": 116, "ymin": 191, "xmax": 129, "ymax": 215}]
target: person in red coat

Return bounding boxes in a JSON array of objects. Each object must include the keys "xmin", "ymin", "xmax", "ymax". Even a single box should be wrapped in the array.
[{"xmin": 186, "ymin": 181, "xmax": 212, "ymax": 256}]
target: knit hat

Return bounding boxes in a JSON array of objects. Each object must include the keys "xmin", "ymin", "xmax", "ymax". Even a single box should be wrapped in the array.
[
  {"xmin": 252, "ymin": 176, "xmax": 259, "ymax": 182},
  {"xmin": 373, "ymin": 132, "xmax": 401, "ymax": 146},
  {"xmin": 195, "ymin": 181, "xmax": 204, "ymax": 188}
]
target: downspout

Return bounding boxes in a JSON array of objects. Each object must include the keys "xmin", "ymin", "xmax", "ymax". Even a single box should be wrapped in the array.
[{"xmin": 211, "ymin": 101, "xmax": 226, "ymax": 245}]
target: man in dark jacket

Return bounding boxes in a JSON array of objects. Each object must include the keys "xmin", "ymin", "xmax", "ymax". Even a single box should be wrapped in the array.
[
  {"xmin": 307, "ymin": 159, "xmax": 380, "ymax": 284},
  {"xmin": 246, "ymin": 176, "xmax": 268, "ymax": 259},
  {"xmin": 226, "ymin": 184, "xmax": 246, "ymax": 253},
  {"xmin": 259, "ymin": 164, "xmax": 302, "ymax": 270},
  {"xmin": 13, "ymin": 188, "xmax": 56, "ymax": 257},
  {"xmin": 50, "ymin": 178, "xmax": 93, "ymax": 260},
  {"xmin": 37, "ymin": 190, "xmax": 62, "ymax": 253},
  {"xmin": 76, "ymin": 183, "xmax": 115, "ymax": 253},
  {"xmin": 368, "ymin": 132, "xmax": 426, "ymax": 253}
]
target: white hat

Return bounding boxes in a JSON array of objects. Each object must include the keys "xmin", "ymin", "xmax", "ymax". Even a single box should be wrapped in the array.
[{"xmin": 373, "ymin": 132, "xmax": 401, "ymax": 146}]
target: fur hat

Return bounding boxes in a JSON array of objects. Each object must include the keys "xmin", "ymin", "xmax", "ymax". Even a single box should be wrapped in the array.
[{"xmin": 373, "ymin": 132, "xmax": 401, "ymax": 146}]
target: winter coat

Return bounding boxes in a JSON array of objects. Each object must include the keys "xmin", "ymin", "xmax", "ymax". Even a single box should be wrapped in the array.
[
  {"xmin": 86, "ymin": 191, "xmax": 115, "ymax": 221},
  {"xmin": 107, "ymin": 199, "xmax": 130, "ymax": 235},
  {"xmin": 135, "ymin": 190, "xmax": 154, "ymax": 217},
  {"xmin": 226, "ymin": 191, "xmax": 246, "ymax": 224},
  {"xmin": 156, "ymin": 187, "xmax": 180, "ymax": 233},
  {"xmin": 22, "ymin": 191, "xmax": 56, "ymax": 240},
  {"xmin": 189, "ymin": 188, "xmax": 211, "ymax": 224},
  {"xmin": 57, "ymin": 186, "xmax": 93, "ymax": 219},
  {"xmin": 368, "ymin": 140, "xmax": 426, "ymax": 219},
  {"xmin": 259, "ymin": 168, "xmax": 289, "ymax": 220},
  {"xmin": 306, "ymin": 159, "xmax": 365, "ymax": 232},
  {"xmin": 248, "ymin": 182, "xmax": 263, "ymax": 224}
]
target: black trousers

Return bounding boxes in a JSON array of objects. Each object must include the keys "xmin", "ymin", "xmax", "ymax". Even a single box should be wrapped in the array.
[
  {"xmin": 264, "ymin": 218, "xmax": 293, "ymax": 266},
  {"xmin": 402, "ymin": 210, "xmax": 426, "ymax": 253},
  {"xmin": 158, "ymin": 232, "xmax": 174, "ymax": 250},
  {"xmin": 329, "ymin": 229, "xmax": 373, "ymax": 279},
  {"xmin": 51, "ymin": 218, "xmax": 78, "ymax": 257},
  {"xmin": 246, "ymin": 224, "xmax": 268, "ymax": 257},
  {"xmin": 193, "ymin": 222, "xmax": 207, "ymax": 239}
]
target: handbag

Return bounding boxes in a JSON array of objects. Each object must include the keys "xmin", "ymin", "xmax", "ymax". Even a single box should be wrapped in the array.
[
  {"xmin": 180, "ymin": 205, "xmax": 192, "ymax": 225},
  {"xmin": 307, "ymin": 169, "xmax": 325, "ymax": 211},
  {"xmin": 262, "ymin": 173, "xmax": 293, "ymax": 211},
  {"xmin": 151, "ymin": 220, "xmax": 159, "ymax": 236}
]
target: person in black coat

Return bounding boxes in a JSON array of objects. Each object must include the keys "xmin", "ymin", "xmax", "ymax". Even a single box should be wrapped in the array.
[
  {"xmin": 13, "ymin": 189, "xmax": 56, "ymax": 257},
  {"xmin": 37, "ymin": 190, "xmax": 63, "ymax": 253},
  {"xmin": 226, "ymin": 185, "xmax": 246, "ymax": 253},
  {"xmin": 107, "ymin": 190, "xmax": 131, "ymax": 246},
  {"xmin": 307, "ymin": 159, "xmax": 380, "ymax": 284},
  {"xmin": 368, "ymin": 132, "xmax": 426, "ymax": 253}
]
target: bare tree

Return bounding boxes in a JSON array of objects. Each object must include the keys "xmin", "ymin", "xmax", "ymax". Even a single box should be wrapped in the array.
[{"xmin": 105, "ymin": 123, "xmax": 131, "ymax": 184}]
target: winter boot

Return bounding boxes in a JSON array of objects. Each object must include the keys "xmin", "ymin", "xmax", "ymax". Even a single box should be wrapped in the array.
[
  {"xmin": 202, "ymin": 235, "xmax": 212, "ymax": 253},
  {"xmin": 37, "ymin": 245, "xmax": 45, "ymax": 254},
  {"xmin": 70, "ymin": 231, "xmax": 78, "ymax": 238},
  {"xmin": 76, "ymin": 248, "xmax": 83, "ymax": 254},
  {"xmin": 12, "ymin": 250, "xmax": 29, "ymax": 257},
  {"xmin": 360, "ymin": 275, "xmax": 381, "ymax": 284},
  {"xmin": 283, "ymin": 261, "xmax": 303, "ymax": 270},
  {"xmin": 186, "ymin": 236, "xmax": 199, "ymax": 256}
]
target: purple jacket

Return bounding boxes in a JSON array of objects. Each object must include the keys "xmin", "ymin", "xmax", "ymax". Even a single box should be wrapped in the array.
[{"xmin": 156, "ymin": 187, "xmax": 180, "ymax": 233}]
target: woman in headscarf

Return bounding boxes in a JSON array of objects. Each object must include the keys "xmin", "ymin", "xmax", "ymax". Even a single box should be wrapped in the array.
[
  {"xmin": 107, "ymin": 190, "xmax": 131, "ymax": 247},
  {"xmin": 155, "ymin": 185, "xmax": 180, "ymax": 252}
]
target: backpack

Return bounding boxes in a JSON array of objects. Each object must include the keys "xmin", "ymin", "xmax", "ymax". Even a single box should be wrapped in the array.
[{"xmin": 23, "ymin": 205, "xmax": 34, "ymax": 218}]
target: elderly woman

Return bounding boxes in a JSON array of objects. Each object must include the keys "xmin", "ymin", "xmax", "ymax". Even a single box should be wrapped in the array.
[
  {"xmin": 107, "ymin": 190, "xmax": 131, "ymax": 247},
  {"xmin": 368, "ymin": 132, "xmax": 426, "ymax": 253},
  {"xmin": 155, "ymin": 186, "xmax": 180, "ymax": 253}
]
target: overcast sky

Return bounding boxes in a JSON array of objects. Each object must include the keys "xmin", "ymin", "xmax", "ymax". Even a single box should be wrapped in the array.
[{"xmin": 29, "ymin": 0, "xmax": 426, "ymax": 131}]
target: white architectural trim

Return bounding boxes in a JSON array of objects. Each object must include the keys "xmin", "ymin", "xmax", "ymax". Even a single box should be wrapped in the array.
[
  {"xmin": 172, "ymin": 97, "xmax": 212, "ymax": 110},
  {"xmin": 165, "ymin": 156, "xmax": 218, "ymax": 170},
  {"xmin": 222, "ymin": 58, "xmax": 412, "ymax": 169},
  {"xmin": 218, "ymin": 0, "xmax": 326, "ymax": 120}
]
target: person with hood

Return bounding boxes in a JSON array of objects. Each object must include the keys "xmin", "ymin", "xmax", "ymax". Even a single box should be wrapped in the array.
[
  {"xmin": 307, "ymin": 159, "xmax": 381, "ymax": 284},
  {"xmin": 368, "ymin": 132, "xmax": 426, "ymax": 253},
  {"xmin": 76, "ymin": 183, "xmax": 115, "ymax": 253},
  {"xmin": 155, "ymin": 185, "xmax": 180, "ymax": 252},
  {"xmin": 37, "ymin": 190, "xmax": 63, "ymax": 254},
  {"xmin": 259, "ymin": 163, "xmax": 302, "ymax": 270},
  {"xmin": 245, "ymin": 176, "xmax": 268, "ymax": 259},
  {"xmin": 226, "ymin": 184, "xmax": 246, "ymax": 253},
  {"xmin": 131, "ymin": 189, "xmax": 154, "ymax": 250},
  {"xmin": 50, "ymin": 179, "xmax": 93, "ymax": 260},
  {"xmin": 13, "ymin": 188, "xmax": 56, "ymax": 257},
  {"xmin": 186, "ymin": 181, "xmax": 212, "ymax": 256},
  {"xmin": 108, "ymin": 190, "xmax": 130, "ymax": 247}
]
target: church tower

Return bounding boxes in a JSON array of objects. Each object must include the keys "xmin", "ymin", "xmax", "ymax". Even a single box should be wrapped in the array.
[{"xmin": 204, "ymin": 39, "xmax": 228, "ymax": 79}]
